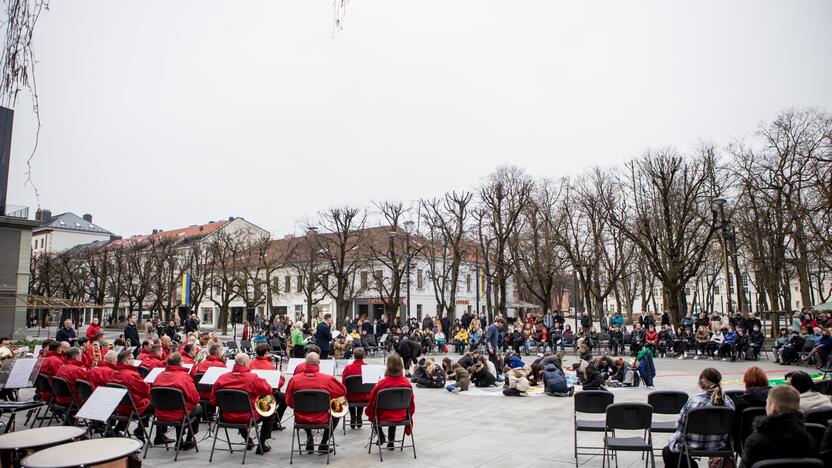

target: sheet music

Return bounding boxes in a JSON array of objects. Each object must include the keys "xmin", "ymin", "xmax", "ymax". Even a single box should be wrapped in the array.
[
  {"xmin": 379, "ymin": 333, "xmax": 388, "ymax": 343},
  {"xmin": 5, "ymin": 358, "xmax": 38, "ymax": 389},
  {"xmin": 199, "ymin": 366, "xmax": 231, "ymax": 385},
  {"xmin": 226, "ymin": 359, "xmax": 235, "ymax": 369},
  {"xmin": 33, "ymin": 345, "xmax": 42, "ymax": 357},
  {"xmin": 112, "ymin": 346, "xmax": 124, "ymax": 354},
  {"xmin": 331, "ymin": 331, "xmax": 340, "ymax": 339},
  {"xmin": 319, "ymin": 360, "xmax": 335, "ymax": 376},
  {"xmin": 182, "ymin": 363, "xmax": 193, "ymax": 371},
  {"xmin": 252, "ymin": 369, "xmax": 281, "ymax": 389},
  {"xmin": 335, "ymin": 360, "xmax": 350, "ymax": 375},
  {"xmin": 131, "ymin": 360, "xmax": 142, "ymax": 367},
  {"xmin": 286, "ymin": 358, "xmax": 304, "ymax": 375},
  {"xmin": 76, "ymin": 387, "xmax": 127, "ymax": 422},
  {"xmin": 143, "ymin": 367, "xmax": 165, "ymax": 384},
  {"xmin": 360, "ymin": 365, "xmax": 385, "ymax": 384},
  {"xmin": 14, "ymin": 346, "xmax": 29, "ymax": 354}
]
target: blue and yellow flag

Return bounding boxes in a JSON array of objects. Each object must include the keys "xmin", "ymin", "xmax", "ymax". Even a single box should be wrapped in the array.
[{"xmin": 181, "ymin": 273, "xmax": 191, "ymax": 306}]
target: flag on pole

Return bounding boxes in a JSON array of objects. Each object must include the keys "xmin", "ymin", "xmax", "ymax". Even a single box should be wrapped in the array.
[{"xmin": 181, "ymin": 273, "xmax": 191, "ymax": 306}]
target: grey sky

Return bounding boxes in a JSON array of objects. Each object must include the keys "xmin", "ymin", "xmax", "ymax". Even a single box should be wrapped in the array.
[{"xmin": 6, "ymin": 0, "xmax": 832, "ymax": 237}]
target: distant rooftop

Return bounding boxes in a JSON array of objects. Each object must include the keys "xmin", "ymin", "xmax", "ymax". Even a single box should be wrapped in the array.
[{"xmin": 35, "ymin": 211, "xmax": 115, "ymax": 236}]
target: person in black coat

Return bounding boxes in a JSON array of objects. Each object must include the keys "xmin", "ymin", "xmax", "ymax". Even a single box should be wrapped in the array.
[
  {"xmin": 395, "ymin": 337, "xmax": 422, "ymax": 377},
  {"xmin": 741, "ymin": 385, "xmax": 816, "ymax": 468},
  {"xmin": 123, "ymin": 315, "xmax": 141, "ymax": 356},
  {"xmin": 55, "ymin": 319, "xmax": 77, "ymax": 344},
  {"xmin": 314, "ymin": 313, "xmax": 334, "ymax": 359}
]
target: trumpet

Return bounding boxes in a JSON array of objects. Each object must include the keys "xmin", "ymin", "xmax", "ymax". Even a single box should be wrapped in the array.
[
  {"xmin": 255, "ymin": 394, "xmax": 277, "ymax": 417},
  {"xmin": 329, "ymin": 396, "xmax": 348, "ymax": 418}
]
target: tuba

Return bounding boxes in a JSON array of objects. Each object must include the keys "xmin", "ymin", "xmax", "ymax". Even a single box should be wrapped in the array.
[
  {"xmin": 329, "ymin": 396, "xmax": 348, "ymax": 418},
  {"xmin": 91, "ymin": 343, "xmax": 102, "ymax": 367},
  {"xmin": 255, "ymin": 394, "xmax": 277, "ymax": 417},
  {"xmin": 192, "ymin": 348, "xmax": 207, "ymax": 370}
]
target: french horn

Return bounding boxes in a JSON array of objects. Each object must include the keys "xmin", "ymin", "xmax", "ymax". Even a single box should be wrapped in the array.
[
  {"xmin": 255, "ymin": 394, "xmax": 277, "ymax": 417},
  {"xmin": 329, "ymin": 396, "xmax": 348, "ymax": 418}
]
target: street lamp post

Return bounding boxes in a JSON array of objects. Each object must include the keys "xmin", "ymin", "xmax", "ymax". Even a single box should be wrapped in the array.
[
  {"xmin": 403, "ymin": 221, "xmax": 414, "ymax": 328},
  {"xmin": 712, "ymin": 198, "xmax": 733, "ymax": 315}
]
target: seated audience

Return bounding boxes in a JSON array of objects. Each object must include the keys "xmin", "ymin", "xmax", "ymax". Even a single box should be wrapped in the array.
[{"xmin": 741, "ymin": 385, "xmax": 815, "ymax": 468}]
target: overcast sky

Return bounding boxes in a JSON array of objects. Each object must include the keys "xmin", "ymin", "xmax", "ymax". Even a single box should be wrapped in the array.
[{"xmin": 6, "ymin": 1, "xmax": 832, "ymax": 238}]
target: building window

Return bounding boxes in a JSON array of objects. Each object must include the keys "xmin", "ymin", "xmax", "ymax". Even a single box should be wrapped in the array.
[
  {"xmin": 714, "ymin": 285, "xmax": 720, "ymax": 295},
  {"xmin": 320, "ymin": 274, "xmax": 329, "ymax": 290},
  {"xmin": 416, "ymin": 269, "xmax": 423, "ymax": 289},
  {"xmin": 416, "ymin": 304, "xmax": 422, "ymax": 320},
  {"xmin": 466, "ymin": 274, "xmax": 472, "ymax": 292},
  {"xmin": 284, "ymin": 276, "xmax": 291, "ymax": 293},
  {"xmin": 361, "ymin": 271, "xmax": 368, "ymax": 289},
  {"xmin": 742, "ymin": 273, "xmax": 749, "ymax": 288},
  {"xmin": 728, "ymin": 277, "xmax": 734, "ymax": 294},
  {"xmin": 272, "ymin": 277, "xmax": 279, "ymax": 291},
  {"xmin": 374, "ymin": 270, "xmax": 383, "ymax": 289},
  {"xmin": 294, "ymin": 304, "xmax": 304, "ymax": 320},
  {"xmin": 296, "ymin": 275, "xmax": 303, "ymax": 293}
]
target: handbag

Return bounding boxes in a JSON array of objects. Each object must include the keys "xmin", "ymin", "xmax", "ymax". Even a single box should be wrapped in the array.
[{"xmin": 708, "ymin": 457, "xmax": 735, "ymax": 468}]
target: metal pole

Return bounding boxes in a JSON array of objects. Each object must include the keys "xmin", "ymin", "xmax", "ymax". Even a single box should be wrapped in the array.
[
  {"xmin": 475, "ymin": 250, "xmax": 480, "ymax": 317},
  {"xmin": 405, "ymin": 232, "xmax": 411, "ymax": 328},
  {"xmin": 717, "ymin": 204, "xmax": 733, "ymax": 315}
]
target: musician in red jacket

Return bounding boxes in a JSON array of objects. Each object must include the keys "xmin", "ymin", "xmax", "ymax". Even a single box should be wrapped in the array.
[
  {"xmin": 342, "ymin": 347, "xmax": 372, "ymax": 428},
  {"xmin": 139, "ymin": 344, "xmax": 165, "ymax": 369},
  {"xmin": 286, "ymin": 352, "xmax": 346, "ymax": 454},
  {"xmin": 85, "ymin": 317, "xmax": 101, "ymax": 341},
  {"xmin": 196, "ymin": 344, "xmax": 226, "ymax": 400},
  {"xmin": 250, "ymin": 343, "xmax": 287, "ymax": 428},
  {"xmin": 153, "ymin": 353, "xmax": 202, "ymax": 451},
  {"xmin": 136, "ymin": 340, "xmax": 153, "ymax": 361},
  {"xmin": 88, "ymin": 350, "xmax": 117, "ymax": 388},
  {"xmin": 54, "ymin": 347, "xmax": 89, "ymax": 407},
  {"xmin": 211, "ymin": 354, "xmax": 274, "ymax": 454},
  {"xmin": 111, "ymin": 350, "xmax": 169, "ymax": 444},
  {"xmin": 365, "ymin": 353, "xmax": 416, "ymax": 449},
  {"xmin": 181, "ymin": 343, "xmax": 197, "ymax": 367},
  {"xmin": 38, "ymin": 341, "xmax": 65, "ymax": 401}
]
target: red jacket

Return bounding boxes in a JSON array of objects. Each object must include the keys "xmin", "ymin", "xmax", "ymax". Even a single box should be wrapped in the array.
[
  {"xmin": 85, "ymin": 323, "xmax": 101, "ymax": 340},
  {"xmin": 111, "ymin": 363, "xmax": 150, "ymax": 415},
  {"xmin": 87, "ymin": 362, "xmax": 115, "ymax": 388},
  {"xmin": 286, "ymin": 364, "xmax": 346, "ymax": 425},
  {"xmin": 139, "ymin": 354, "xmax": 165, "ymax": 369},
  {"xmin": 54, "ymin": 360, "xmax": 89, "ymax": 406},
  {"xmin": 153, "ymin": 366, "xmax": 199, "ymax": 422},
  {"xmin": 210, "ymin": 365, "xmax": 271, "ymax": 423},
  {"xmin": 341, "ymin": 359, "xmax": 371, "ymax": 403},
  {"xmin": 38, "ymin": 352, "xmax": 64, "ymax": 401},
  {"xmin": 81, "ymin": 346, "xmax": 96, "ymax": 368},
  {"xmin": 250, "ymin": 356, "xmax": 285, "ymax": 388},
  {"xmin": 365, "ymin": 375, "xmax": 415, "ymax": 432},
  {"xmin": 196, "ymin": 355, "xmax": 226, "ymax": 399}
]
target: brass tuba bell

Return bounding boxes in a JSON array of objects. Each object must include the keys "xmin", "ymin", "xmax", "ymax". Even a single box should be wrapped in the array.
[
  {"xmin": 255, "ymin": 394, "xmax": 277, "ymax": 417},
  {"xmin": 329, "ymin": 396, "xmax": 348, "ymax": 418}
]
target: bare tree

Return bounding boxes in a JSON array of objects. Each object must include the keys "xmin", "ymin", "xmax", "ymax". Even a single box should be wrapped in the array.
[
  {"xmin": 286, "ymin": 230, "xmax": 328, "ymax": 323},
  {"xmin": 366, "ymin": 201, "xmax": 413, "ymax": 325},
  {"xmin": 419, "ymin": 191, "xmax": 473, "ymax": 320},
  {"xmin": 315, "ymin": 206, "xmax": 367, "ymax": 328},
  {"xmin": 207, "ymin": 230, "xmax": 245, "ymax": 334},
  {"xmin": 148, "ymin": 237, "xmax": 182, "ymax": 321}
]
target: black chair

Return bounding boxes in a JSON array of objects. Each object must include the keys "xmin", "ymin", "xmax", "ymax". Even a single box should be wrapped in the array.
[
  {"xmin": 750, "ymin": 458, "xmax": 823, "ymax": 468},
  {"xmin": 210, "ymin": 389, "xmax": 260, "ymax": 465},
  {"xmin": 738, "ymin": 407, "xmax": 766, "ymax": 451},
  {"xmin": 75, "ymin": 379, "xmax": 94, "ymax": 405},
  {"xmin": 105, "ymin": 383, "xmax": 148, "ymax": 442},
  {"xmin": 290, "ymin": 390, "xmax": 334, "ymax": 465},
  {"xmin": 145, "ymin": 387, "xmax": 200, "ymax": 461},
  {"xmin": 574, "ymin": 390, "xmax": 615, "ymax": 467},
  {"xmin": 368, "ymin": 387, "xmax": 415, "ymax": 462},
  {"xmin": 677, "ymin": 406, "xmax": 735, "ymax": 468},
  {"xmin": 49, "ymin": 376, "xmax": 79, "ymax": 425},
  {"xmin": 33, "ymin": 374, "xmax": 55, "ymax": 427},
  {"xmin": 137, "ymin": 366, "xmax": 151, "ymax": 378},
  {"xmin": 239, "ymin": 340, "xmax": 252, "ymax": 352},
  {"xmin": 724, "ymin": 390, "xmax": 744, "ymax": 403},
  {"xmin": 343, "ymin": 375, "xmax": 375, "ymax": 435},
  {"xmin": 647, "ymin": 391, "xmax": 688, "ymax": 434},
  {"xmin": 815, "ymin": 378, "xmax": 832, "ymax": 395},
  {"xmin": 805, "ymin": 422, "xmax": 826, "ymax": 448},
  {"xmin": 602, "ymin": 403, "xmax": 654, "ymax": 468},
  {"xmin": 194, "ymin": 373, "xmax": 215, "ymax": 437},
  {"xmin": 597, "ymin": 333, "xmax": 611, "ymax": 354},
  {"xmin": 806, "ymin": 408, "xmax": 832, "ymax": 425},
  {"xmin": 226, "ymin": 341, "xmax": 239, "ymax": 352}
]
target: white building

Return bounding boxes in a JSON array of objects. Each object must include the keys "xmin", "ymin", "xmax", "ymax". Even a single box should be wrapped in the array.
[{"xmin": 31, "ymin": 210, "xmax": 116, "ymax": 255}]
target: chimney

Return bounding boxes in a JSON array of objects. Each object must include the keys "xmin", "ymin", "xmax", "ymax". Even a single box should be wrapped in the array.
[
  {"xmin": 82, "ymin": 213, "xmax": 93, "ymax": 223},
  {"xmin": 199, "ymin": 226, "xmax": 204, "ymax": 232},
  {"xmin": 152, "ymin": 229, "xmax": 158, "ymax": 234},
  {"xmin": 40, "ymin": 209, "xmax": 52, "ymax": 223},
  {"xmin": 228, "ymin": 216, "xmax": 234, "ymax": 221}
]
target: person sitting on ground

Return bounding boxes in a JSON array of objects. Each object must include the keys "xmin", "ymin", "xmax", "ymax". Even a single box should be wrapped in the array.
[
  {"xmin": 469, "ymin": 356, "xmax": 497, "ymax": 387},
  {"xmin": 741, "ymin": 384, "xmax": 816, "ymax": 468},
  {"xmin": 502, "ymin": 367, "xmax": 530, "ymax": 397},
  {"xmin": 542, "ymin": 355, "xmax": 573, "ymax": 397},
  {"xmin": 441, "ymin": 357, "xmax": 455, "ymax": 379},
  {"xmin": 365, "ymin": 353, "xmax": 416, "ymax": 449},
  {"xmin": 445, "ymin": 362, "xmax": 470, "ymax": 393},
  {"xmin": 577, "ymin": 360, "xmax": 605, "ymax": 391},
  {"xmin": 412, "ymin": 357, "xmax": 446, "ymax": 388},
  {"xmin": 662, "ymin": 368, "xmax": 734, "ymax": 468},
  {"xmin": 787, "ymin": 370, "xmax": 832, "ymax": 413}
]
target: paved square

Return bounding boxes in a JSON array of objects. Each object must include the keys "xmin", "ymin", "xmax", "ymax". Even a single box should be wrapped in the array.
[{"xmin": 135, "ymin": 354, "xmax": 793, "ymax": 468}]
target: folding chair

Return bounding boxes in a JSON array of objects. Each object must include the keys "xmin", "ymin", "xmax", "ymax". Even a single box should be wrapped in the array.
[
  {"xmin": 33, "ymin": 375, "xmax": 56, "ymax": 427},
  {"xmin": 239, "ymin": 340, "xmax": 252, "ymax": 353},
  {"xmin": 194, "ymin": 373, "xmax": 215, "ymax": 440},
  {"xmin": 574, "ymin": 390, "xmax": 615, "ymax": 467},
  {"xmin": 597, "ymin": 333, "xmax": 611, "ymax": 355},
  {"xmin": 805, "ymin": 423, "xmax": 826, "ymax": 447},
  {"xmin": 798, "ymin": 338, "xmax": 815, "ymax": 365},
  {"xmin": 74, "ymin": 379, "xmax": 101, "ymax": 437},
  {"xmin": 343, "ymin": 375, "xmax": 375, "ymax": 435},
  {"xmin": 805, "ymin": 408, "xmax": 832, "ymax": 425},
  {"xmin": 724, "ymin": 390, "xmax": 744, "ymax": 403},
  {"xmin": 738, "ymin": 407, "xmax": 766, "ymax": 452},
  {"xmin": 602, "ymin": 403, "xmax": 654, "ymax": 468},
  {"xmin": 226, "ymin": 341, "xmax": 239, "ymax": 352},
  {"xmin": 750, "ymin": 458, "xmax": 823, "ymax": 468},
  {"xmin": 647, "ymin": 391, "xmax": 688, "ymax": 435},
  {"xmin": 49, "ymin": 376, "xmax": 79, "ymax": 426},
  {"xmin": 105, "ymin": 383, "xmax": 149, "ymax": 442},
  {"xmin": 137, "ymin": 366, "xmax": 151, "ymax": 379},
  {"xmin": 368, "ymin": 387, "xmax": 415, "ymax": 462},
  {"xmin": 210, "ymin": 389, "xmax": 261, "ymax": 465},
  {"xmin": 677, "ymin": 406, "xmax": 735, "ymax": 468},
  {"xmin": 145, "ymin": 387, "xmax": 200, "ymax": 461},
  {"xmin": 290, "ymin": 390, "xmax": 334, "ymax": 465}
]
